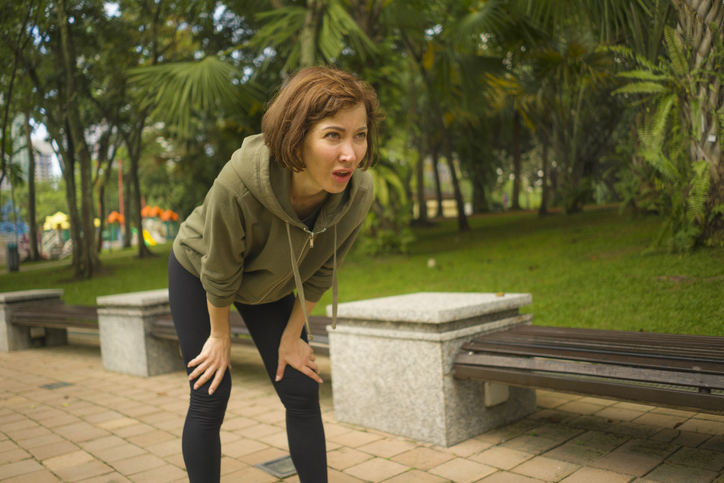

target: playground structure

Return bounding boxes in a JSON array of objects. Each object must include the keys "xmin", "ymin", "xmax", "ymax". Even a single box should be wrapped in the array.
[{"xmin": 0, "ymin": 204, "xmax": 180, "ymax": 267}]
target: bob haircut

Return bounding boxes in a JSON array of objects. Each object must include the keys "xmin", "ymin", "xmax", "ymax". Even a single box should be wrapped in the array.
[{"xmin": 262, "ymin": 66, "xmax": 383, "ymax": 172}]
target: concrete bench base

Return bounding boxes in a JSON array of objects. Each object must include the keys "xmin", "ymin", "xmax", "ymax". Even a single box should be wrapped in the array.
[
  {"xmin": 0, "ymin": 290, "xmax": 66, "ymax": 351},
  {"xmin": 328, "ymin": 292, "xmax": 537, "ymax": 447},
  {"xmin": 97, "ymin": 290, "xmax": 184, "ymax": 377}
]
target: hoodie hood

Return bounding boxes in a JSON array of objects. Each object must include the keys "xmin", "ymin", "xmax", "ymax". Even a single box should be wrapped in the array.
[{"xmin": 231, "ymin": 134, "xmax": 362, "ymax": 232}]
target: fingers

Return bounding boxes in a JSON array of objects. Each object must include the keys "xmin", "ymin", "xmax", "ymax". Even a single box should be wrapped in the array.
[{"xmin": 275, "ymin": 358, "xmax": 286, "ymax": 382}]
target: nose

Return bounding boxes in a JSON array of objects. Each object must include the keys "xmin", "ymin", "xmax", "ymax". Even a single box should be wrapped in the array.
[{"xmin": 339, "ymin": 140, "xmax": 356, "ymax": 163}]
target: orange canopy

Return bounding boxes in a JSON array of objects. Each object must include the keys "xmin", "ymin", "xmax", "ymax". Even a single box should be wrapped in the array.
[
  {"xmin": 141, "ymin": 205, "xmax": 164, "ymax": 218},
  {"xmin": 160, "ymin": 209, "xmax": 179, "ymax": 222},
  {"xmin": 107, "ymin": 211, "xmax": 125, "ymax": 224}
]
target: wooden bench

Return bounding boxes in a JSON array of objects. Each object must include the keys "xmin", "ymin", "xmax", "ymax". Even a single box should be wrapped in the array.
[
  {"xmin": 454, "ymin": 325, "xmax": 724, "ymax": 414},
  {"xmin": 8, "ymin": 302, "xmax": 99, "ymax": 347},
  {"xmin": 11, "ymin": 303, "xmax": 99, "ymax": 330},
  {"xmin": 152, "ymin": 312, "xmax": 332, "ymax": 356}
]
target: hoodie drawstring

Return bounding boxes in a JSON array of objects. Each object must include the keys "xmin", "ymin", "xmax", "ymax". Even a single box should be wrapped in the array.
[{"xmin": 286, "ymin": 223, "xmax": 340, "ymax": 341}]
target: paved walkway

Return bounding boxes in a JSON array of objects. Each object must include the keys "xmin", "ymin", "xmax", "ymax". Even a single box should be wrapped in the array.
[{"xmin": 2, "ymin": 337, "xmax": 724, "ymax": 483}]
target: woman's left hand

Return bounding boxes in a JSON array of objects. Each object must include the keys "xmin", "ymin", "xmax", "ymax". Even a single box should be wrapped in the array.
[{"xmin": 276, "ymin": 335, "xmax": 322, "ymax": 384}]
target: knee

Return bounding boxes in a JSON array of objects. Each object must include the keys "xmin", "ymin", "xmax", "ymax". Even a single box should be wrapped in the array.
[
  {"xmin": 275, "ymin": 370, "xmax": 320, "ymax": 412},
  {"xmin": 187, "ymin": 374, "xmax": 232, "ymax": 425}
]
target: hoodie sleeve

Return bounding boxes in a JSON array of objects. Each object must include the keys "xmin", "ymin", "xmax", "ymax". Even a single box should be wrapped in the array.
[{"xmin": 199, "ymin": 179, "xmax": 246, "ymax": 307}]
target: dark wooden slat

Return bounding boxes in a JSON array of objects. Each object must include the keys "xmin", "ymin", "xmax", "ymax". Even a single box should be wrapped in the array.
[
  {"xmin": 461, "ymin": 342, "xmax": 724, "ymax": 374},
  {"xmin": 467, "ymin": 329, "xmax": 724, "ymax": 358},
  {"xmin": 454, "ymin": 364, "xmax": 724, "ymax": 413},
  {"xmin": 11, "ymin": 304, "xmax": 98, "ymax": 329},
  {"xmin": 455, "ymin": 353, "xmax": 724, "ymax": 390}
]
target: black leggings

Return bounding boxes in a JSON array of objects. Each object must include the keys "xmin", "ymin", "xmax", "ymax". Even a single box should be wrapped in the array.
[{"xmin": 168, "ymin": 251, "xmax": 327, "ymax": 482}]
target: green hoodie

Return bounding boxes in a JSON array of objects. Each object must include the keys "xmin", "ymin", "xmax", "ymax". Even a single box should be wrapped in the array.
[{"xmin": 172, "ymin": 133, "xmax": 373, "ymax": 331}]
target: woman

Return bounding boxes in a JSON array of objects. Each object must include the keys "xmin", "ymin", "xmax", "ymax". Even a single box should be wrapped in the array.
[{"xmin": 168, "ymin": 66, "xmax": 382, "ymax": 482}]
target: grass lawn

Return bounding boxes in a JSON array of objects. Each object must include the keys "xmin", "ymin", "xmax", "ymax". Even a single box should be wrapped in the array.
[{"xmin": 2, "ymin": 206, "xmax": 722, "ymax": 336}]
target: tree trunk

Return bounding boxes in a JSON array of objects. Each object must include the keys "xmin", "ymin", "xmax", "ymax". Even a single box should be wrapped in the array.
[
  {"xmin": 415, "ymin": 143, "xmax": 429, "ymax": 224},
  {"xmin": 127, "ymin": 135, "xmax": 153, "ymax": 258},
  {"xmin": 538, "ymin": 133, "xmax": 550, "ymax": 217},
  {"xmin": 24, "ymin": 111, "xmax": 40, "ymax": 261},
  {"xmin": 300, "ymin": 0, "xmax": 323, "ymax": 67},
  {"xmin": 123, "ymin": 174, "xmax": 132, "ymax": 248},
  {"xmin": 511, "ymin": 109, "xmax": 522, "ymax": 210},
  {"xmin": 57, "ymin": 0, "xmax": 99, "ymax": 277},
  {"xmin": 441, "ymin": 140, "xmax": 470, "ymax": 232},
  {"xmin": 61, "ymin": 126, "xmax": 84, "ymax": 276},
  {"xmin": 673, "ymin": 0, "xmax": 724, "ymax": 242},
  {"xmin": 430, "ymin": 144, "xmax": 443, "ymax": 218}
]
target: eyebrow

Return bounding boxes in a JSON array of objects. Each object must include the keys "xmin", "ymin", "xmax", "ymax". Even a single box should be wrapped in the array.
[{"xmin": 321, "ymin": 126, "xmax": 368, "ymax": 132}]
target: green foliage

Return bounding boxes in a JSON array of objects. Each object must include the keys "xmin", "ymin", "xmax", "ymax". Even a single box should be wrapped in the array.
[{"xmin": 612, "ymin": 26, "xmax": 716, "ymax": 251}]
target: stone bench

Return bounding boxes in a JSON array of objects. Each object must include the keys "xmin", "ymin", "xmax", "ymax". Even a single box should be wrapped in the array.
[{"xmin": 328, "ymin": 292, "xmax": 537, "ymax": 447}]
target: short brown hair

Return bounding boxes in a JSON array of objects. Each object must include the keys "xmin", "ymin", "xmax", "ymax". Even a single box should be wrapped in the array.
[{"xmin": 262, "ymin": 66, "xmax": 383, "ymax": 172}]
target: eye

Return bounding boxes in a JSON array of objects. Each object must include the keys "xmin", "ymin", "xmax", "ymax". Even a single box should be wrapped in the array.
[
  {"xmin": 324, "ymin": 132, "xmax": 341, "ymax": 139},
  {"xmin": 355, "ymin": 131, "xmax": 367, "ymax": 140}
]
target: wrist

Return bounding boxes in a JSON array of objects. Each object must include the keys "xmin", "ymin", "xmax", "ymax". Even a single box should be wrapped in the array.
[{"xmin": 210, "ymin": 332, "xmax": 230, "ymax": 340}]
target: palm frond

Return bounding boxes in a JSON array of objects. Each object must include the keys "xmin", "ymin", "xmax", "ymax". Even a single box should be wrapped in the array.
[
  {"xmin": 664, "ymin": 25, "xmax": 688, "ymax": 77},
  {"xmin": 611, "ymin": 82, "xmax": 667, "ymax": 95},
  {"xmin": 128, "ymin": 57, "xmax": 265, "ymax": 139}
]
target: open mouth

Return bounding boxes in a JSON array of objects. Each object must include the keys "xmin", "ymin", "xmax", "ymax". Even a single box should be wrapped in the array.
[{"xmin": 332, "ymin": 170, "xmax": 353, "ymax": 183}]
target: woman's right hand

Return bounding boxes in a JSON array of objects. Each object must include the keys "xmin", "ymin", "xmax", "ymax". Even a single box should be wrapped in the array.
[{"xmin": 187, "ymin": 334, "xmax": 232, "ymax": 395}]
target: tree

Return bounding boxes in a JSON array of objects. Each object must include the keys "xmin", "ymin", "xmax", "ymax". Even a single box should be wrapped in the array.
[{"xmin": 613, "ymin": 25, "xmax": 723, "ymax": 250}]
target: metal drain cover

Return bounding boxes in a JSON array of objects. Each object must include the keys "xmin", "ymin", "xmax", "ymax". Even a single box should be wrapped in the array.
[
  {"xmin": 40, "ymin": 382, "xmax": 73, "ymax": 390},
  {"xmin": 255, "ymin": 454, "xmax": 297, "ymax": 478}
]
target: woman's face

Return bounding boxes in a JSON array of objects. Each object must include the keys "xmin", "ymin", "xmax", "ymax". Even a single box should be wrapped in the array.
[{"xmin": 298, "ymin": 104, "xmax": 368, "ymax": 196}]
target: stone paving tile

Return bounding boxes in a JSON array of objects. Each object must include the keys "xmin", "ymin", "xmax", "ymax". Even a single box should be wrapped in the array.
[
  {"xmin": 110, "ymin": 453, "xmax": 167, "ymax": 476},
  {"xmin": 428, "ymin": 457, "xmax": 497, "ymax": 483},
  {"xmin": 500, "ymin": 434, "xmax": 563, "ymax": 455},
  {"xmin": 512, "ymin": 455, "xmax": 579, "ymax": 481},
  {"xmin": 643, "ymin": 463, "xmax": 719, "ymax": 483},
  {"xmin": 633, "ymin": 412, "xmax": 692, "ymax": 429},
  {"xmin": 665, "ymin": 446, "xmax": 724, "ymax": 471},
  {"xmin": 356, "ymin": 438, "xmax": 418, "ymax": 458},
  {"xmin": 590, "ymin": 450, "xmax": 666, "ymax": 477},
  {"xmin": 219, "ymin": 465, "xmax": 279, "ymax": 482},
  {"xmin": 328, "ymin": 429, "xmax": 384, "ymax": 448},
  {"xmin": 221, "ymin": 438, "xmax": 271, "ymax": 458},
  {"xmin": 382, "ymin": 469, "xmax": 450, "ymax": 482},
  {"xmin": 439, "ymin": 437, "xmax": 494, "ymax": 457},
  {"xmin": 478, "ymin": 472, "xmax": 545, "ymax": 483},
  {"xmin": 125, "ymin": 429, "xmax": 176, "ymax": 447},
  {"xmin": 650, "ymin": 429, "xmax": 712, "ymax": 448},
  {"xmin": 55, "ymin": 460, "xmax": 115, "ymax": 482},
  {"xmin": 327, "ymin": 446, "xmax": 374, "ymax": 470},
  {"xmin": 2, "ymin": 468, "xmax": 62, "ymax": 482},
  {"xmin": 220, "ymin": 455, "xmax": 247, "ymax": 475},
  {"xmin": 72, "ymin": 472, "xmax": 131, "ymax": 482},
  {"xmin": 390, "ymin": 446, "xmax": 455, "ymax": 471},
  {"xmin": 343, "ymin": 457, "xmax": 410, "ymax": 482},
  {"xmin": 90, "ymin": 442, "xmax": 147, "ymax": 463},
  {"xmin": 471, "ymin": 446, "xmax": 534, "ymax": 470},
  {"xmin": 236, "ymin": 446, "xmax": 287, "ymax": 466},
  {"xmin": 541, "ymin": 441, "xmax": 607, "ymax": 466},
  {"xmin": 678, "ymin": 418, "xmax": 724, "ymax": 436},
  {"xmin": 595, "ymin": 407, "xmax": 647, "ymax": 422},
  {"xmin": 557, "ymin": 400, "xmax": 608, "ymax": 416},
  {"xmin": 144, "ymin": 437, "xmax": 181, "ymax": 458},
  {"xmin": 0, "ymin": 447, "xmax": 31, "ymax": 465},
  {"xmin": 559, "ymin": 466, "xmax": 634, "ymax": 482},
  {"xmin": 125, "ymin": 463, "xmax": 187, "ymax": 483}
]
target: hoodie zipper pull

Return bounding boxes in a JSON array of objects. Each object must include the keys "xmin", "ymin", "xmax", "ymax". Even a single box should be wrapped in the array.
[{"xmin": 309, "ymin": 232, "xmax": 315, "ymax": 248}]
